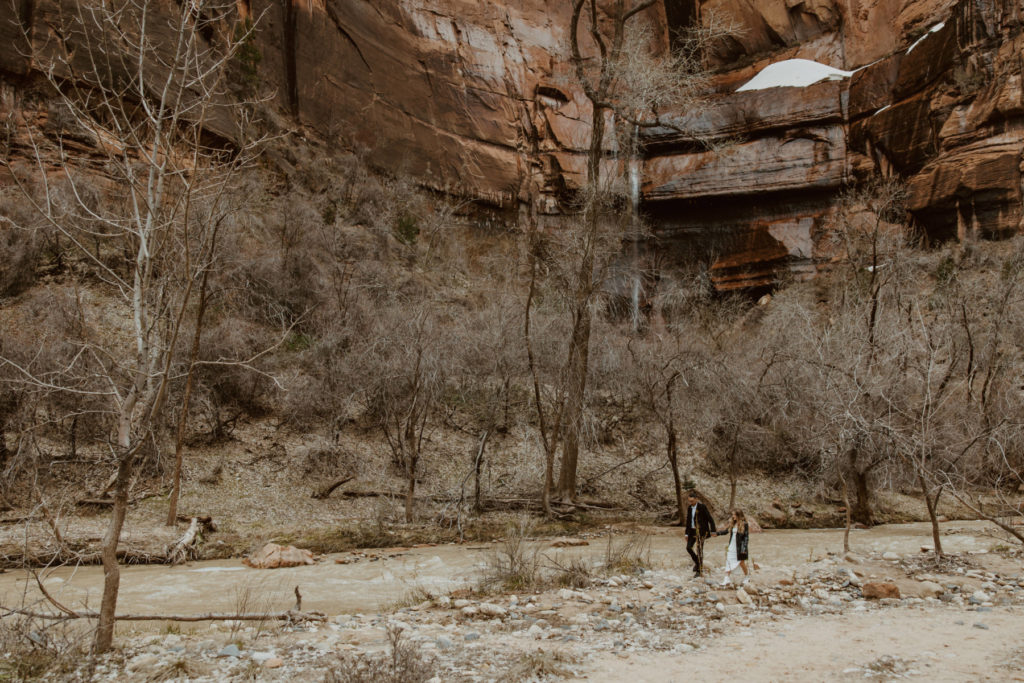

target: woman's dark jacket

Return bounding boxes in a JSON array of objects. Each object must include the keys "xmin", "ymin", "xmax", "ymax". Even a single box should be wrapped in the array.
[{"xmin": 722, "ymin": 525, "xmax": 749, "ymax": 561}]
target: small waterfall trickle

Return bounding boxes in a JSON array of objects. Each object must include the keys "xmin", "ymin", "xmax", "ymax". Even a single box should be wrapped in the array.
[{"xmin": 628, "ymin": 124, "xmax": 644, "ymax": 332}]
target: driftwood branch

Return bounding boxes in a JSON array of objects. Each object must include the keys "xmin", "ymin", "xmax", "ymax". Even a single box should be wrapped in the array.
[
  {"xmin": 166, "ymin": 517, "xmax": 201, "ymax": 565},
  {"xmin": 478, "ymin": 497, "xmax": 624, "ymax": 513},
  {"xmin": 311, "ymin": 476, "xmax": 354, "ymax": 500},
  {"xmin": 943, "ymin": 486, "xmax": 1024, "ymax": 545},
  {"xmin": 1, "ymin": 606, "xmax": 326, "ymax": 623}
]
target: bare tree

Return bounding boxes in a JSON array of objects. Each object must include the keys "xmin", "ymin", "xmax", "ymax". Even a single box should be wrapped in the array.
[
  {"xmin": 542, "ymin": 0, "xmax": 719, "ymax": 504},
  {"xmin": 359, "ymin": 308, "xmax": 450, "ymax": 523},
  {"xmin": 625, "ymin": 331, "xmax": 688, "ymax": 522},
  {"xmin": 0, "ymin": 0, "xmax": 264, "ymax": 652}
]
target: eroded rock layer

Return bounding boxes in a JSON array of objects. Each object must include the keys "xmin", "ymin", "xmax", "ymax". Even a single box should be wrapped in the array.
[{"xmin": 0, "ymin": 0, "xmax": 1021, "ymax": 289}]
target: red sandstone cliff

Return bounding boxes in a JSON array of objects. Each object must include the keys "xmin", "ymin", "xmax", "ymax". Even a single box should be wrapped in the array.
[{"xmin": 0, "ymin": 0, "xmax": 1020, "ymax": 289}]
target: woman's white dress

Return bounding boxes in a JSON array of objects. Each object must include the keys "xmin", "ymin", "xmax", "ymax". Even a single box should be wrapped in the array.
[{"xmin": 725, "ymin": 528, "xmax": 741, "ymax": 572}]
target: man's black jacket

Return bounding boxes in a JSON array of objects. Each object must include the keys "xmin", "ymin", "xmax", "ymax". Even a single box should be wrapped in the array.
[{"xmin": 684, "ymin": 502, "xmax": 716, "ymax": 537}]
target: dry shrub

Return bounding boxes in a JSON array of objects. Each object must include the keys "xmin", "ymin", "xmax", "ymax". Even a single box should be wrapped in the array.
[
  {"xmin": 480, "ymin": 518, "xmax": 545, "ymax": 593},
  {"xmin": 549, "ymin": 556, "xmax": 593, "ymax": 589},
  {"xmin": 294, "ymin": 440, "xmax": 358, "ymax": 481},
  {"xmin": 197, "ymin": 316, "xmax": 279, "ymax": 417},
  {"xmin": 601, "ymin": 534, "xmax": 651, "ymax": 575},
  {"xmin": 499, "ymin": 649, "xmax": 577, "ymax": 682},
  {"xmin": 0, "ymin": 612, "xmax": 88, "ymax": 681},
  {"xmin": 146, "ymin": 657, "xmax": 215, "ymax": 681},
  {"xmin": 323, "ymin": 624, "xmax": 435, "ymax": 683}
]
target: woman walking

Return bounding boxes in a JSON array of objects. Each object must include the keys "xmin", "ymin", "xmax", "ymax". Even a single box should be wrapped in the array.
[{"xmin": 716, "ymin": 509, "xmax": 750, "ymax": 586}]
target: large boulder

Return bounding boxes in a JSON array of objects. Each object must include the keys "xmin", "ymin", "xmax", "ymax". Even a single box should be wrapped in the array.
[{"xmin": 243, "ymin": 543, "xmax": 315, "ymax": 569}]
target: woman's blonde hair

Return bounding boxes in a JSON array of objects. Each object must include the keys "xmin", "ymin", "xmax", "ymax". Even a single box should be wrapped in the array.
[{"xmin": 733, "ymin": 509, "xmax": 747, "ymax": 532}]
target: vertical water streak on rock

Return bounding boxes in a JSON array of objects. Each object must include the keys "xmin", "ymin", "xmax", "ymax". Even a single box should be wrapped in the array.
[
  {"xmin": 283, "ymin": 0, "xmax": 299, "ymax": 116},
  {"xmin": 629, "ymin": 124, "xmax": 644, "ymax": 332}
]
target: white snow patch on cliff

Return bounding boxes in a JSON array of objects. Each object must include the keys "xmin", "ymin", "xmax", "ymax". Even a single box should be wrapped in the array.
[
  {"xmin": 736, "ymin": 59, "xmax": 855, "ymax": 92},
  {"xmin": 906, "ymin": 22, "xmax": 945, "ymax": 54}
]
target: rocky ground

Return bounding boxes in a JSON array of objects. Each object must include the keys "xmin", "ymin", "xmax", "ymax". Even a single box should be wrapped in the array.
[{"xmin": 21, "ymin": 533, "xmax": 1022, "ymax": 682}]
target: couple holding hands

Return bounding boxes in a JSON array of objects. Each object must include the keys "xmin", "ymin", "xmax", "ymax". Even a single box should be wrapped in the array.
[{"xmin": 683, "ymin": 491, "xmax": 750, "ymax": 586}]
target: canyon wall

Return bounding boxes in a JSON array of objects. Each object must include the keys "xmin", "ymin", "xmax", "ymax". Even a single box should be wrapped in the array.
[{"xmin": 1, "ymin": 0, "xmax": 1021, "ymax": 289}]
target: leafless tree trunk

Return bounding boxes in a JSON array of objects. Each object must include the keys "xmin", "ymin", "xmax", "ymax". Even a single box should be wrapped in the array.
[
  {"xmin": 473, "ymin": 430, "xmax": 490, "ymax": 513},
  {"xmin": 166, "ymin": 264, "xmax": 213, "ymax": 525},
  {"xmin": 95, "ymin": 454, "xmax": 132, "ymax": 652},
  {"xmin": 2, "ymin": 0, "xmax": 267, "ymax": 652},
  {"xmin": 917, "ymin": 468, "xmax": 944, "ymax": 557},
  {"xmin": 841, "ymin": 475, "xmax": 852, "ymax": 554}
]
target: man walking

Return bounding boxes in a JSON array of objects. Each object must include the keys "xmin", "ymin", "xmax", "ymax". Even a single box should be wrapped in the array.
[{"xmin": 684, "ymin": 491, "xmax": 715, "ymax": 576}]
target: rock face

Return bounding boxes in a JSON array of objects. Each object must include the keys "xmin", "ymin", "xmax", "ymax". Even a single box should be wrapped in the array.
[
  {"xmin": 0, "ymin": 0, "xmax": 1021, "ymax": 288},
  {"xmin": 644, "ymin": 0, "xmax": 1023, "ymax": 289}
]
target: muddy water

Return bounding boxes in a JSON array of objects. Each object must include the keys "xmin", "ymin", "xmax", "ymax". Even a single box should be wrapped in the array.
[{"xmin": 0, "ymin": 522, "xmax": 999, "ymax": 624}]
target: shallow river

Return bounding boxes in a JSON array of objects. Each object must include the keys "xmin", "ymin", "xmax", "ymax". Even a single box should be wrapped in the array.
[{"xmin": 0, "ymin": 521, "xmax": 1000, "ymax": 622}]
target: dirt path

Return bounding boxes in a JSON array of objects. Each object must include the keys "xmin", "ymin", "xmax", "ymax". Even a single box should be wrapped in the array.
[{"xmin": 581, "ymin": 607, "xmax": 1024, "ymax": 682}]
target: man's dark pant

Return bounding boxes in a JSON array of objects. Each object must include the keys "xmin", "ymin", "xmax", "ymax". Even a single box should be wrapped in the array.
[{"xmin": 686, "ymin": 533, "xmax": 707, "ymax": 573}]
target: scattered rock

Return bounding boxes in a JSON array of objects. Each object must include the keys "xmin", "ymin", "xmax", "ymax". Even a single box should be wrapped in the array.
[
  {"xmin": 243, "ymin": 543, "xmax": 315, "ymax": 569},
  {"xmin": 217, "ymin": 644, "xmax": 242, "ymax": 658},
  {"xmin": 127, "ymin": 654, "xmax": 159, "ymax": 672},
  {"xmin": 882, "ymin": 551, "xmax": 900, "ymax": 561},
  {"xmin": 478, "ymin": 603, "xmax": 507, "ymax": 618},
  {"xmin": 862, "ymin": 582, "xmax": 901, "ymax": 600},
  {"xmin": 264, "ymin": 658, "xmax": 284, "ymax": 669},
  {"xmin": 736, "ymin": 588, "xmax": 752, "ymax": 605}
]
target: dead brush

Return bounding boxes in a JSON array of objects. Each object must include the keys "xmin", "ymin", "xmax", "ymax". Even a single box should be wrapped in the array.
[
  {"xmin": 385, "ymin": 584, "xmax": 434, "ymax": 611},
  {"xmin": 322, "ymin": 624, "xmax": 435, "ymax": 683},
  {"xmin": 498, "ymin": 648, "xmax": 577, "ymax": 681},
  {"xmin": 0, "ymin": 610, "xmax": 88, "ymax": 681},
  {"xmin": 479, "ymin": 518, "xmax": 545, "ymax": 593},
  {"xmin": 230, "ymin": 580, "xmax": 275, "ymax": 641},
  {"xmin": 600, "ymin": 533, "xmax": 651, "ymax": 575},
  {"xmin": 146, "ymin": 657, "xmax": 214, "ymax": 682},
  {"xmin": 547, "ymin": 556, "xmax": 593, "ymax": 589}
]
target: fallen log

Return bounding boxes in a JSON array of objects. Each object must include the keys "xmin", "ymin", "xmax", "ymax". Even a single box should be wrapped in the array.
[
  {"xmin": 0, "ymin": 515, "xmax": 35, "ymax": 525},
  {"xmin": 0, "ymin": 605, "xmax": 326, "ymax": 623},
  {"xmin": 1, "ymin": 548, "xmax": 169, "ymax": 569},
  {"xmin": 336, "ymin": 490, "xmax": 449, "ymax": 502},
  {"xmin": 175, "ymin": 515, "xmax": 217, "ymax": 533},
  {"xmin": 478, "ymin": 498, "xmax": 625, "ymax": 513},
  {"xmin": 166, "ymin": 517, "xmax": 201, "ymax": 565},
  {"xmin": 311, "ymin": 476, "xmax": 354, "ymax": 500}
]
